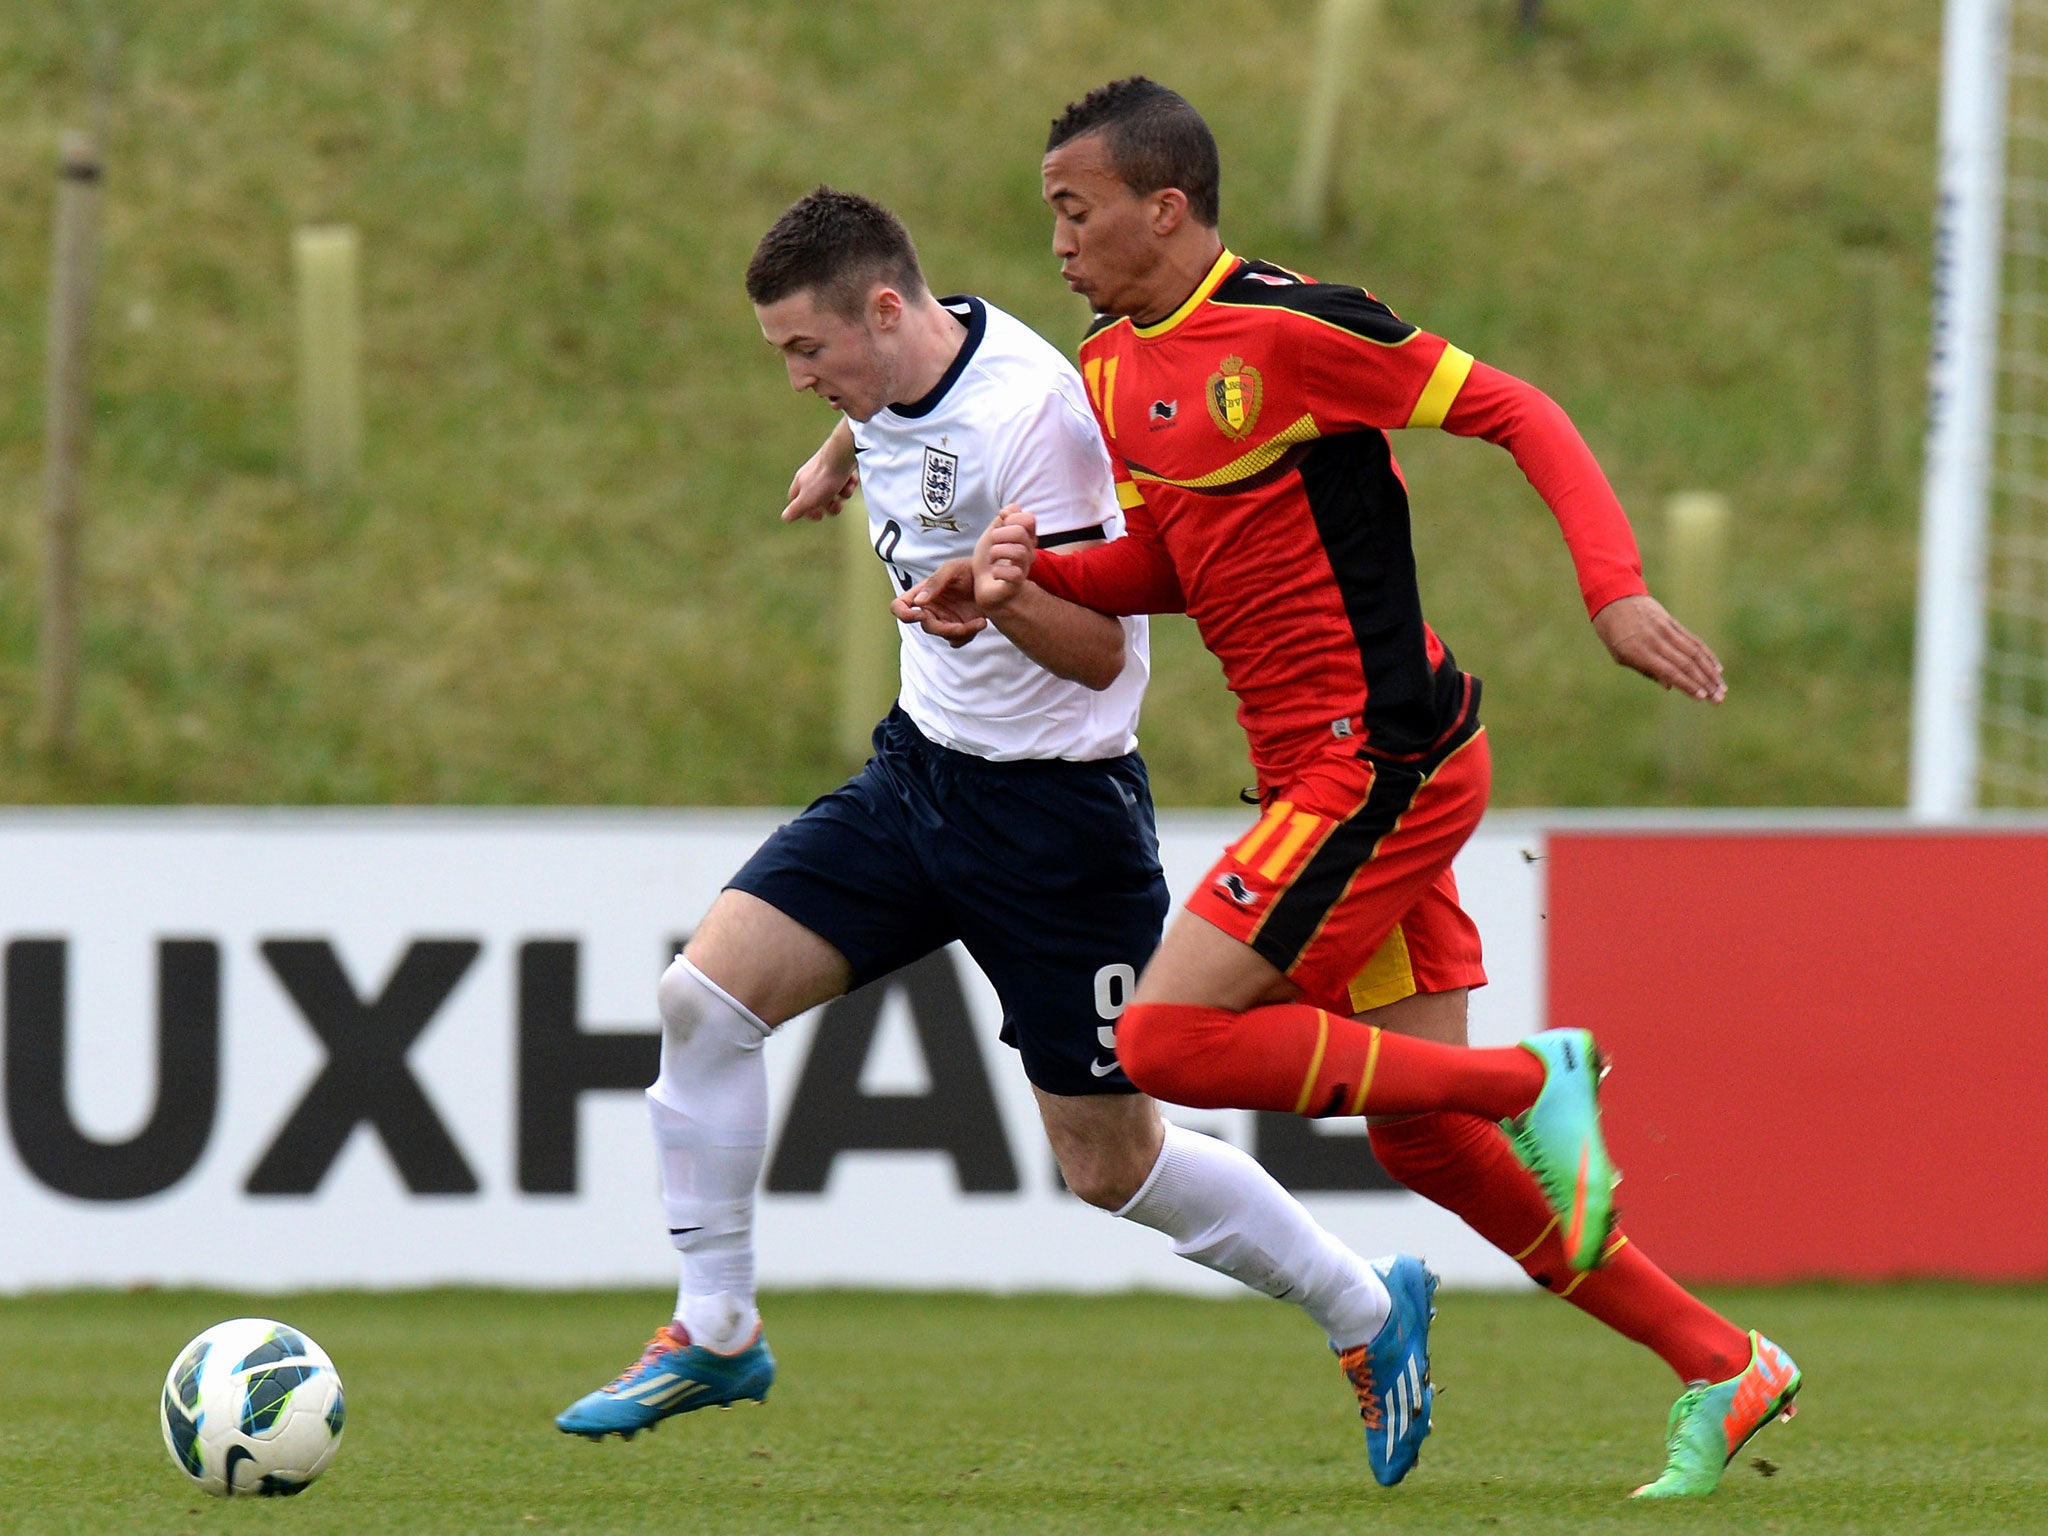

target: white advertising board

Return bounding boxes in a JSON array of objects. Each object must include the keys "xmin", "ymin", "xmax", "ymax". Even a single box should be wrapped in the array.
[{"xmin": 0, "ymin": 810, "xmax": 1547, "ymax": 1294}]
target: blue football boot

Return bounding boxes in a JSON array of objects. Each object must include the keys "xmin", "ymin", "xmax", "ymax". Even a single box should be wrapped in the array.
[
  {"xmin": 555, "ymin": 1321, "xmax": 774, "ymax": 1439},
  {"xmin": 1335, "ymin": 1254, "xmax": 1438, "ymax": 1486}
]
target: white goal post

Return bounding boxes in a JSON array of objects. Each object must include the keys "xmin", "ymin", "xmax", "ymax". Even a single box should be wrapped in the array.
[
  {"xmin": 1912, "ymin": 0, "xmax": 2048, "ymax": 814},
  {"xmin": 1912, "ymin": 0, "xmax": 2010, "ymax": 819}
]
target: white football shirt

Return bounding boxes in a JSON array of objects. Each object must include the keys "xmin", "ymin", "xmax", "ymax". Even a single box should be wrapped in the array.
[{"xmin": 850, "ymin": 297, "xmax": 1147, "ymax": 761}]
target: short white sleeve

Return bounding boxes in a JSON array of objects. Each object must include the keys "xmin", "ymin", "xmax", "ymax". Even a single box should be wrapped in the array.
[{"xmin": 990, "ymin": 383, "xmax": 1123, "ymax": 544}]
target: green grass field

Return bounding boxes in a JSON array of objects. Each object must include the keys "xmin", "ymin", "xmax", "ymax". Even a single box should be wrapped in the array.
[
  {"xmin": 2, "ymin": 1285, "xmax": 2041, "ymax": 1533},
  {"xmin": 1, "ymin": 1, "xmax": 1940, "ymax": 809}
]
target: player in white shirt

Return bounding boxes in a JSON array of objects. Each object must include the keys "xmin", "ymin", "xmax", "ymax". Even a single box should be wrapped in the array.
[
  {"xmin": 844, "ymin": 292, "xmax": 1150, "ymax": 761},
  {"xmin": 557, "ymin": 190, "xmax": 1432, "ymax": 1476}
]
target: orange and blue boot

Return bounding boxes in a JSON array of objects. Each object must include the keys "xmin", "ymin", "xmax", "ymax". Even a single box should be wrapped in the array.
[
  {"xmin": 555, "ymin": 1321, "xmax": 774, "ymax": 1439},
  {"xmin": 1335, "ymin": 1254, "xmax": 1438, "ymax": 1486}
]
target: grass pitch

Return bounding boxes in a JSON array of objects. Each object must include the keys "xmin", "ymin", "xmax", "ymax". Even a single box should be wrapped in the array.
[{"xmin": 1, "ymin": 1285, "xmax": 2041, "ymax": 1534}]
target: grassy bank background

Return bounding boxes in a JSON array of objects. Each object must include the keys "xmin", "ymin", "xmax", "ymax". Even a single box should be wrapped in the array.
[{"xmin": 0, "ymin": 0, "xmax": 1936, "ymax": 806}]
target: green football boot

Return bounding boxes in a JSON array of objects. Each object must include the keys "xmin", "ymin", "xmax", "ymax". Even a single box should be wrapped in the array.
[
  {"xmin": 1502, "ymin": 1028, "xmax": 1618, "ymax": 1271},
  {"xmin": 1632, "ymin": 1332, "xmax": 1801, "ymax": 1499}
]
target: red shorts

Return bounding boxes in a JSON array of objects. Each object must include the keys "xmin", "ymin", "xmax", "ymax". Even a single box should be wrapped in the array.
[{"xmin": 1184, "ymin": 727, "xmax": 1490, "ymax": 1015}]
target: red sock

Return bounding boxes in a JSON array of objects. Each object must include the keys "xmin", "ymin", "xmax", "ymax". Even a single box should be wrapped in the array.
[
  {"xmin": 1368, "ymin": 1111, "xmax": 1752, "ymax": 1383},
  {"xmin": 1116, "ymin": 1001, "xmax": 1544, "ymax": 1120}
]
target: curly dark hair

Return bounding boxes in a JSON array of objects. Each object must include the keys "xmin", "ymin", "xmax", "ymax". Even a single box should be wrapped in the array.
[
  {"xmin": 1046, "ymin": 77, "xmax": 1220, "ymax": 227},
  {"xmin": 745, "ymin": 187, "xmax": 927, "ymax": 318}
]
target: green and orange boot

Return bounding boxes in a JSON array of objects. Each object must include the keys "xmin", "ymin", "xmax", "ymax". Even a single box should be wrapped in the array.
[
  {"xmin": 1502, "ymin": 1028, "xmax": 1619, "ymax": 1271},
  {"xmin": 1632, "ymin": 1332, "xmax": 1801, "ymax": 1498}
]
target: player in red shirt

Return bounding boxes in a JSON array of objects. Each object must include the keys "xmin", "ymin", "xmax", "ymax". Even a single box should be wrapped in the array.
[{"xmin": 911, "ymin": 77, "xmax": 1798, "ymax": 1498}]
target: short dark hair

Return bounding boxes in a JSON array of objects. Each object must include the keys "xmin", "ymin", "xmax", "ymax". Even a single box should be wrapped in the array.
[
  {"xmin": 745, "ymin": 187, "xmax": 928, "ymax": 318},
  {"xmin": 1046, "ymin": 77, "xmax": 1220, "ymax": 227}
]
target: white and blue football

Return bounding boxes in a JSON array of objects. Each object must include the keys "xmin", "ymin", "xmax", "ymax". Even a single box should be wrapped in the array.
[{"xmin": 158, "ymin": 1318, "xmax": 345, "ymax": 1497}]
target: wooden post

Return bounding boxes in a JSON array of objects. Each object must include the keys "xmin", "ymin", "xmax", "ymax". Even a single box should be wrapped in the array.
[
  {"xmin": 836, "ymin": 491, "xmax": 898, "ymax": 761},
  {"xmin": 524, "ymin": 0, "xmax": 574, "ymax": 221},
  {"xmin": 294, "ymin": 226, "xmax": 362, "ymax": 489},
  {"xmin": 39, "ymin": 130, "xmax": 103, "ymax": 754},
  {"xmin": 1663, "ymin": 492, "xmax": 1730, "ymax": 783},
  {"xmin": 1288, "ymin": 0, "xmax": 1376, "ymax": 238}
]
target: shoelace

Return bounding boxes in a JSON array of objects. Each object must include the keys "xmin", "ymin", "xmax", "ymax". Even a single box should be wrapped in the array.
[
  {"xmin": 604, "ymin": 1324, "xmax": 688, "ymax": 1393},
  {"xmin": 1337, "ymin": 1345, "xmax": 1384, "ymax": 1431},
  {"xmin": 1506, "ymin": 1121, "xmax": 1558, "ymax": 1201},
  {"xmin": 1662, "ymin": 1386, "xmax": 1706, "ymax": 1461}
]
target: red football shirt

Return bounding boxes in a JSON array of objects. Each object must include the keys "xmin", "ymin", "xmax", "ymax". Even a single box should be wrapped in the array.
[{"xmin": 1031, "ymin": 250, "xmax": 1647, "ymax": 784}]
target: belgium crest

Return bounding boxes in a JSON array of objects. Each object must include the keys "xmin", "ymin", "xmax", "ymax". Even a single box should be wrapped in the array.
[{"xmin": 1206, "ymin": 354, "xmax": 1263, "ymax": 440}]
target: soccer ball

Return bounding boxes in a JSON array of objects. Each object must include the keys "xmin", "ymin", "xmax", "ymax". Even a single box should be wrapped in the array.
[{"xmin": 158, "ymin": 1318, "xmax": 345, "ymax": 1497}]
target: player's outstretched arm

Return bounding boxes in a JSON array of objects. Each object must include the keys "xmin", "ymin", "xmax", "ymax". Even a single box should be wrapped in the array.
[
  {"xmin": 965, "ymin": 507, "xmax": 1127, "ymax": 691},
  {"xmin": 1422, "ymin": 357, "xmax": 1728, "ymax": 695},
  {"xmin": 781, "ymin": 418, "xmax": 858, "ymax": 522},
  {"xmin": 1592, "ymin": 594, "xmax": 1727, "ymax": 703}
]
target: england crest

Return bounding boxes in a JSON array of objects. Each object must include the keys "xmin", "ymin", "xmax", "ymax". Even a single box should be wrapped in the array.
[{"xmin": 919, "ymin": 446, "xmax": 962, "ymax": 530}]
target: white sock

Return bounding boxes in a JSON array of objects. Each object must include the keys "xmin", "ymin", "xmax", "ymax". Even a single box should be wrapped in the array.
[
  {"xmin": 1118, "ymin": 1123, "xmax": 1391, "ymax": 1348},
  {"xmin": 649, "ymin": 956, "xmax": 771, "ymax": 1354}
]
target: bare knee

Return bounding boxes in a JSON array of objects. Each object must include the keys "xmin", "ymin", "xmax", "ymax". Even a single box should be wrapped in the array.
[
  {"xmin": 1038, "ymin": 1092, "xmax": 1164, "ymax": 1211},
  {"xmin": 678, "ymin": 890, "xmax": 851, "ymax": 1027},
  {"xmin": 1060, "ymin": 1151, "xmax": 1140, "ymax": 1210}
]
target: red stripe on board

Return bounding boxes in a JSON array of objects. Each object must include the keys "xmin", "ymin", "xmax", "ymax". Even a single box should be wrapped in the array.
[{"xmin": 1547, "ymin": 832, "xmax": 2048, "ymax": 1283}]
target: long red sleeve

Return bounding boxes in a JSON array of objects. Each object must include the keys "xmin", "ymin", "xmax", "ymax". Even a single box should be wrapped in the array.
[
  {"xmin": 1031, "ymin": 491, "xmax": 1187, "ymax": 616},
  {"xmin": 1439, "ymin": 360, "xmax": 1647, "ymax": 618}
]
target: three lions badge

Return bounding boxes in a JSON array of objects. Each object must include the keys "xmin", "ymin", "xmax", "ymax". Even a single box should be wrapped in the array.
[{"xmin": 919, "ymin": 446, "xmax": 962, "ymax": 531}]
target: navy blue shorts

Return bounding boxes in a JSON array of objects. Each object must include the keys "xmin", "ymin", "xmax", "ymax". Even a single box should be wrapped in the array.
[{"xmin": 728, "ymin": 707, "xmax": 1169, "ymax": 1097}]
